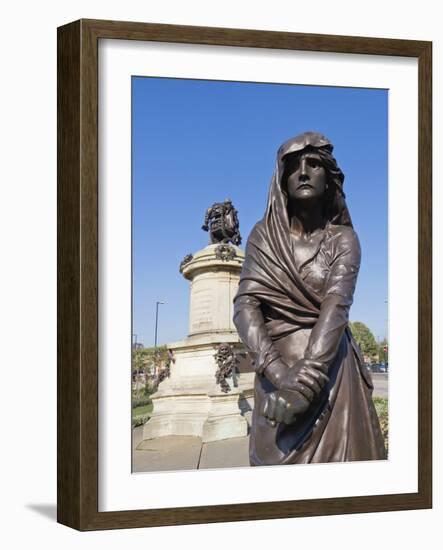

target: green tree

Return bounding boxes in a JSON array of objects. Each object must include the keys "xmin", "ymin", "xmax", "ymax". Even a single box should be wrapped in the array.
[
  {"xmin": 349, "ymin": 321, "xmax": 378, "ymax": 361},
  {"xmin": 132, "ymin": 345, "xmax": 170, "ymax": 394},
  {"xmin": 132, "ymin": 348, "xmax": 147, "ymax": 377},
  {"xmin": 378, "ymin": 338, "xmax": 389, "ymax": 364},
  {"xmin": 132, "ymin": 348, "xmax": 151, "ymax": 396}
]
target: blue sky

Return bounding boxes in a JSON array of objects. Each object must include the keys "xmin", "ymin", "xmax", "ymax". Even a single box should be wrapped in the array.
[{"xmin": 132, "ymin": 77, "xmax": 388, "ymax": 347}]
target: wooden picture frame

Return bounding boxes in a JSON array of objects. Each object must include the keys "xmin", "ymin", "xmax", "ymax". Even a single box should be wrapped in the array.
[{"xmin": 57, "ymin": 18, "xmax": 432, "ymax": 530}]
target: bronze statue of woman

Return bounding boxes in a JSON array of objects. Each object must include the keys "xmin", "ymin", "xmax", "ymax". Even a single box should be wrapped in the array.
[{"xmin": 234, "ymin": 131, "xmax": 386, "ymax": 465}]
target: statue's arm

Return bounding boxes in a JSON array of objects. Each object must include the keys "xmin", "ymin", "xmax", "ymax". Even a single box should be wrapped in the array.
[
  {"xmin": 304, "ymin": 227, "xmax": 361, "ymax": 367},
  {"xmin": 233, "ymin": 294, "xmax": 281, "ymax": 376},
  {"xmin": 202, "ymin": 207, "xmax": 211, "ymax": 230},
  {"xmin": 234, "ymin": 293, "xmax": 325, "ymax": 417},
  {"xmin": 234, "ymin": 291, "xmax": 324, "ymax": 423}
]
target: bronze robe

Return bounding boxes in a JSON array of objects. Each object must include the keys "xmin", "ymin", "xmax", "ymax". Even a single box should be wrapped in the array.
[{"xmin": 233, "ymin": 136, "xmax": 386, "ymax": 466}]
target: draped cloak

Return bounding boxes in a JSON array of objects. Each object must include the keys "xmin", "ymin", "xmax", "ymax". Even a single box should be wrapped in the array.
[{"xmin": 233, "ymin": 133, "xmax": 386, "ymax": 465}]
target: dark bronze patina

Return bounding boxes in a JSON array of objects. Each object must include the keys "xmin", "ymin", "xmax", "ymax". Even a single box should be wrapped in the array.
[
  {"xmin": 215, "ymin": 243, "xmax": 237, "ymax": 262},
  {"xmin": 179, "ymin": 253, "xmax": 193, "ymax": 273},
  {"xmin": 202, "ymin": 199, "xmax": 241, "ymax": 245},
  {"xmin": 214, "ymin": 343, "xmax": 239, "ymax": 393},
  {"xmin": 234, "ymin": 131, "xmax": 386, "ymax": 466}
]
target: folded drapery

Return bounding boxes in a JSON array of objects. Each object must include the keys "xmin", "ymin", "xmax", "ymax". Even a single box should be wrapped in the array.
[{"xmin": 234, "ymin": 132, "xmax": 386, "ymax": 465}]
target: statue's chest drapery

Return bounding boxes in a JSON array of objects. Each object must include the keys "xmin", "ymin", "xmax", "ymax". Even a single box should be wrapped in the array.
[{"xmin": 291, "ymin": 229, "xmax": 333, "ymax": 298}]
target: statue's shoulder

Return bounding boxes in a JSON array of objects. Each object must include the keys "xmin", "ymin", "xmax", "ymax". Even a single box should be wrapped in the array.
[
  {"xmin": 326, "ymin": 224, "xmax": 361, "ymax": 256},
  {"xmin": 327, "ymin": 224, "xmax": 358, "ymax": 241},
  {"xmin": 248, "ymin": 220, "xmax": 266, "ymax": 239},
  {"xmin": 243, "ymin": 220, "xmax": 266, "ymax": 250}
]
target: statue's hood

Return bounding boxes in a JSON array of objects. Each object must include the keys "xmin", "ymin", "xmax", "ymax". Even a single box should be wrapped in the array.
[{"xmin": 277, "ymin": 131, "xmax": 333, "ymax": 162}]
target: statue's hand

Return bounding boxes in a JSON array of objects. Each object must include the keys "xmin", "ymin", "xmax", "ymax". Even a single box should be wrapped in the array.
[
  {"xmin": 263, "ymin": 389, "xmax": 310, "ymax": 426},
  {"xmin": 265, "ymin": 357, "xmax": 329, "ymax": 403},
  {"xmin": 279, "ymin": 358, "xmax": 329, "ymax": 402}
]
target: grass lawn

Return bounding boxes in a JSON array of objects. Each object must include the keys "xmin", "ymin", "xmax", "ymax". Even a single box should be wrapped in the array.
[
  {"xmin": 133, "ymin": 403, "xmax": 153, "ymax": 416},
  {"xmin": 132, "ymin": 403, "xmax": 153, "ymax": 427},
  {"xmin": 373, "ymin": 397, "xmax": 388, "ymax": 453}
]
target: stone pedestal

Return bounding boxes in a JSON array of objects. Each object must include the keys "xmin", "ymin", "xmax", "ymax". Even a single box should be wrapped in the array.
[
  {"xmin": 142, "ymin": 244, "xmax": 253, "ymax": 443},
  {"xmin": 186, "ymin": 244, "xmax": 242, "ymax": 337}
]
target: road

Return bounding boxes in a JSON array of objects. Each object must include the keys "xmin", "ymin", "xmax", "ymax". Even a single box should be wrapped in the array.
[{"xmin": 371, "ymin": 372, "xmax": 388, "ymax": 399}]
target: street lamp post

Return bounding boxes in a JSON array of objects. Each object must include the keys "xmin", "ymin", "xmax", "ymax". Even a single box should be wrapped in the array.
[
  {"xmin": 154, "ymin": 301, "xmax": 165, "ymax": 378},
  {"xmin": 154, "ymin": 301, "xmax": 164, "ymax": 348}
]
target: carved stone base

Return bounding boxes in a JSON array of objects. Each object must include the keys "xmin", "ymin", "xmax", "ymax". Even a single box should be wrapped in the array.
[
  {"xmin": 141, "ymin": 393, "xmax": 211, "ymax": 439},
  {"xmin": 142, "ymin": 389, "xmax": 248, "ymax": 442},
  {"xmin": 202, "ymin": 390, "xmax": 248, "ymax": 443},
  {"xmin": 140, "ymin": 243, "xmax": 253, "ymax": 444},
  {"xmin": 142, "ymin": 335, "xmax": 252, "ymax": 442}
]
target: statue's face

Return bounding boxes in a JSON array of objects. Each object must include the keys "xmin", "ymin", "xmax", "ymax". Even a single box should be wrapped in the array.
[
  {"xmin": 285, "ymin": 152, "xmax": 327, "ymax": 202},
  {"xmin": 218, "ymin": 344, "xmax": 230, "ymax": 357}
]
